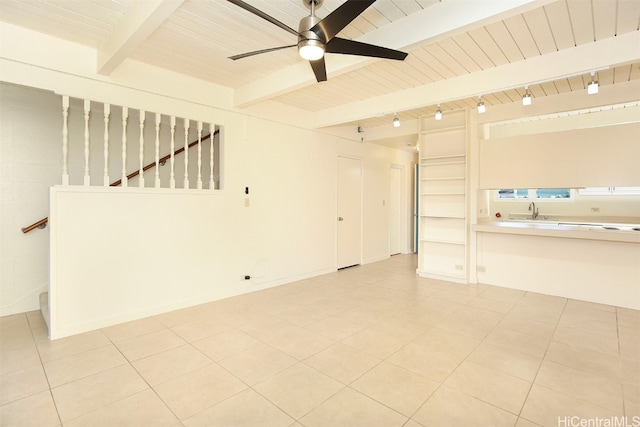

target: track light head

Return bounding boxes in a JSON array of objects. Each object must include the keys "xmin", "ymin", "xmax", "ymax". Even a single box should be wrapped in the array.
[
  {"xmin": 587, "ymin": 72, "xmax": 599, "ymax": 95},
  {"xmin": 393, "ymin": 115, "xmax": 400, "ymax": 128},
  {"xmin": 522, "ymin": 87, "xmax": 532, "ymax": 106},
  {"xmin": 477, "ymin": 98, "xmax": 486, "ymax": 114}
]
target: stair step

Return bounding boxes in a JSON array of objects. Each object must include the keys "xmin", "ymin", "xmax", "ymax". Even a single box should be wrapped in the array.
[{"xmin": 39, "ymin": 292, "xmax": 50, "ymax": 331}]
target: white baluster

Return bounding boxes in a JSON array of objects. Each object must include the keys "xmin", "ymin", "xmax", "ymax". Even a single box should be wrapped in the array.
[
  {"xmin": 170, "ymin": 116, "xmax": 176, "ymax": 189},
  {"xmin": 61, "ymin": 96, "xmax": 69, "ymax": 186},
  {"xmin": 209, "ymin": 123, "xmax": 215, "ymax": 190},
  {"xmin": 83, "ymin": 99, "xmax": 91, "ymax": 186},
  {"xmin": 121, "ymin": 106, "xmax": 128, "ymax": 187},
  {"xmin": 154, "ymin": 113, "xmax": 161, "ymax": 188},
  {"xmin": 197, "ymin": 121, "xmax": 203, "ymax": 189},
  {"xmin": 103, "ymin": 104, "xmax": 110, "ymax": 186},
  {"xmin": 183, "ymin": 118, "xmax": 189, "ymax": 189},
  {"xmin": 139, "ymin": 110, "xmax": 145, "ymax": 188}
]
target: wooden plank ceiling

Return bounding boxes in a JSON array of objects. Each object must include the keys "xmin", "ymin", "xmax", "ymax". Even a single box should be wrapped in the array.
[{"xmin": 0, "ymin": 0, "xmax": 638, "ymax": 129}]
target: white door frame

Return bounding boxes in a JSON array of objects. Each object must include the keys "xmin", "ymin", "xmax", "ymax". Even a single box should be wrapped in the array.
[
  {"xmin": 336, "ymin": 155, "xmax": 363, "ymax": 269},
  {"xmin": 390, "ymin": 164, "xmax": 407, "ymax": 255}
]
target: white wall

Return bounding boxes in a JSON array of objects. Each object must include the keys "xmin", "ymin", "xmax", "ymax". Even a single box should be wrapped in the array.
[
  {"xmin": 49, "ymin": 187, "xmax": 250, "ymax": 338},
  {"xmin": 468, "ymin": 88, "xmax": 640, "ymax": 306},
  {"xmin": 0, "ymin": 85, "xmax": 61, "ymax": 315},
  {"xmin": 479, "ymin": 122, "xmax": 640, "ymax": 189},
  {"xmin": 477, "ymin": 102, "xmax": 640, "ymax": 223},
  {"xmin": 476, "ymin": 232, "xmax": 640, "ymax": 310},
  {"xmin": 0, "ymin": 82, "xmax": 415, "ymax": 322}
]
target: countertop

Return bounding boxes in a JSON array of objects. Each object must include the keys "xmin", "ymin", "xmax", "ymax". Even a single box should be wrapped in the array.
[{"xmin": 473, "ymin": 220, "xmax": 640, "ymax": 243}]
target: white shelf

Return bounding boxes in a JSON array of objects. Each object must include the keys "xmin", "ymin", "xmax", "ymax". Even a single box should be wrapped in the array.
[
  {"xmin": 421, "ymin": 176, "xmax": 465, "ymax": 181},
  {"xmin": 420, "ymin": 238, "xmax": 465, "ymax": 245},
  {"xmin": 420, "ymin": 214, "xmax": 465, "ymax": 219},
  {"xmin": 421, "ymin": 191, "xmax": 465, "ymax": 195},
  {"xmin": 418, "ymin": 117, "xmax": 468, "ymax": 282},
  {"xmin": 421, "ymin": 154, "xmax": 465, "ymax": 161},
  {"xmin": 421, "ymin": 159, "xmax": 465, "ymax": 165}
]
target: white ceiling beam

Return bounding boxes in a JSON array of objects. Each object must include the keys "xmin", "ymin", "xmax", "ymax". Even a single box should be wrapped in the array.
[
  {"xmin": 97, "ymin": 0, "xmax": 185, "ymax": 75},
  {"xmin": 313, "ymin": 31, "xmax": 640, "ymax": 128},
  {"xmin": 233, "ymin": 0, "xmax": 553, "ymax": 108}
]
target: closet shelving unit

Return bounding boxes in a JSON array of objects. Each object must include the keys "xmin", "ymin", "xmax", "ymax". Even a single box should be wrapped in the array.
[{"xmin": 417, "ymin": 111, "xmax": 468, "ymax": 282}]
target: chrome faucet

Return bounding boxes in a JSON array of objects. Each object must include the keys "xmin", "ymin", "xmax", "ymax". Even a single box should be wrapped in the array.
[{"xmin": 528, "ymin": 202, "xmax": 539, "ymax": 219}]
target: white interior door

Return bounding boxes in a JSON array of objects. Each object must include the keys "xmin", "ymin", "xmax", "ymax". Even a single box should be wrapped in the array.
[
  {"xmin": 390, "ymin": 166, "xmax": 403, "ymax": 255},
  {"xmin": 337, "ymin": 156, "xmax": 362, "ymax": 269}
]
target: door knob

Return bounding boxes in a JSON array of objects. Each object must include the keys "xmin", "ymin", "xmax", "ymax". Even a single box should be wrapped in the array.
[{"xmin": 338, "ymin": 217, "xmax": 344, "ymax": 221}]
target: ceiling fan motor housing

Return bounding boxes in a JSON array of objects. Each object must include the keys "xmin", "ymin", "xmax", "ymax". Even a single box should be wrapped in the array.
[{"xmin": 298, "ymin": 14, "xmax": 325, "ymax": 50}]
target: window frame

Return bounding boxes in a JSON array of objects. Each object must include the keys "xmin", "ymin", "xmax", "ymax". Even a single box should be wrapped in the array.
[
  {"xmin": 494, "ymin": 188, "xmax": 574, "ymax": 201},
  {"xmin": 578, "ymin": 187, "xmax": 640, "ymax": 196}
]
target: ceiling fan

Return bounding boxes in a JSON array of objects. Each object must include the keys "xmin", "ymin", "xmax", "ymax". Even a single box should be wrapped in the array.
[{"xmin": 225, "ymin": 0, "xmax": 408, "ymax": 82}]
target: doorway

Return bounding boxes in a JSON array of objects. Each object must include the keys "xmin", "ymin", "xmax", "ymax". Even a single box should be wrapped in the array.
[
  {"xmin": 389, "ymin": 165, "xmax": 403, "ymax": 255},
  {"xmin": 337, "ymin": 156, "xmax": 362, "ymax": 269}
]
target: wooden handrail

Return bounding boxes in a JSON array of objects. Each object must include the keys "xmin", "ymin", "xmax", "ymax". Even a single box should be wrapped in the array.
[
  {"xmin": 21, "ymin": 217, "xmax": 49, "ymax": 234},
  {"xmin": 21, "ymin": 130, "xmax": 219, "ymax": 233}
]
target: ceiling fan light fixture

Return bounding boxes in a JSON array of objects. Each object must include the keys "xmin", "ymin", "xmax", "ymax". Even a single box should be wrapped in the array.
[{"xmin": 298, "ymin": 39, "xmax": 325, "ymax": 61}]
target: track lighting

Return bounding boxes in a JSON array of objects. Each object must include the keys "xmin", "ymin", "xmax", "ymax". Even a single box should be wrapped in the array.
[
  {"xmin": 522, "ymin": 87, "xmax": 532, "ymax": 106},
  {"xmin": 435, "ymin": 105, "xmax": 442, "ymax": 120},
  {"xmin": 477, "ymin": 97, "xmax": 486, "ymax": 114},
  {"xmin": 587, "ymin": 72, "xmax": 599, "ymax": 95},
  {"xmin": 393, "ymin": 114, "xmax": 400, "ymax": 128}
]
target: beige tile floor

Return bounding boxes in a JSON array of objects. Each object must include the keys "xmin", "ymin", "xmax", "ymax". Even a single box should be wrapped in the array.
[{"xmin": 1, "ymin": 254, "xmax": 638, "ymax": 426}]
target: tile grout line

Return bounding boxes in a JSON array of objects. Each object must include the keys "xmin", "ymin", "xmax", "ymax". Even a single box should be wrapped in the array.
[
  {"xmin": 27, "ymin": 313, "xmax": 64, "ymax": 427},
  {"xmin": 404, "ymin": 287, "xmax": 532, "ymax": 426},
  {"xmin": 615, "ymin": 307, "xmax": 627, "ymax": 418},
  {"xmin": 514, "ymin": 296, "xmax": 568, "ymax": 425}
]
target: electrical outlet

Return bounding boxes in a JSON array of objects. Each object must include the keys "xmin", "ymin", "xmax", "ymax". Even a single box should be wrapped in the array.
[
  {"xmin": 477, "ymin": 265, "xmax": 486, "ymax": 272},
  {"xmin": 244, "ymin": 198, "xmax": 250, "ymax": 207}
]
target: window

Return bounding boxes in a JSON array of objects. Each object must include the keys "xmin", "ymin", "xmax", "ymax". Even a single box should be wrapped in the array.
[
  {"xmin": 535, "ymin": 188, "xmax": 571, "ymax": 198},
  {"xmin": 497, "ymin": 189, "xmax": 570, "ymax": 199},
  {"xmin": 578, "ymin": 187, "xmax": 640, "ymax": 196},
  {"xmin": 497, "ymin": 189, "xmax": 528, "ymax": 198}
]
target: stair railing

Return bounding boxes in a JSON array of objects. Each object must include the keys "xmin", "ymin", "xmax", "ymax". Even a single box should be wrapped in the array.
[{"xmin": 22, "ymin": 94, "xmax": 223, "ymax": 233}]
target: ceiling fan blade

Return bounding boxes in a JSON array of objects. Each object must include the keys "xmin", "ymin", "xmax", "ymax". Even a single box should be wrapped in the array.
[
  {"xmin": 229, "ymin": 44, "xmax": 296, "ymax": 60},
  {"xmin": 225, "ymin": 0, "xmax": 301, "ymax": 37},
  {"xmin": 326, "ymin": 37, "xmax": 407, "ymax": 60},
  {"xmin": 309, "ymin": 57, "xmax": 327, "ymax": 82},
  {"xmin": 311, "ymin": 0, "xmax": 376, "ymax": 42}
]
